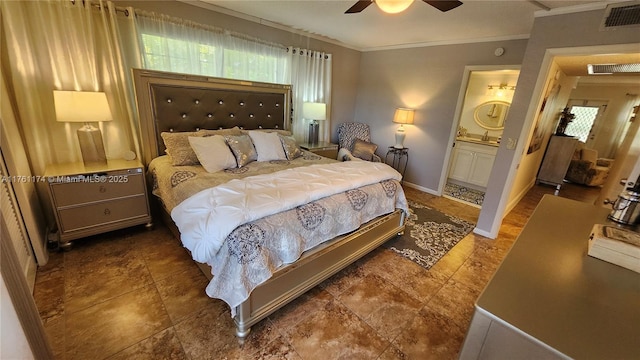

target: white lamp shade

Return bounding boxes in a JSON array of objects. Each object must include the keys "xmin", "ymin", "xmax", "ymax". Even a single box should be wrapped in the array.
[
  {"xmin": 393, "ymin": 108, "xmax": 415, "ymax": 125},
  {"xmin": 302, "ymin": 102, "xmax": 327, "ymax": 120},
  {"xmin": 376, "ymin": 0, "xmax": 414, "ymax": 14},
  {"xmin": 53, "ymin": 90, "xmax": 113, "ymax": 123}
]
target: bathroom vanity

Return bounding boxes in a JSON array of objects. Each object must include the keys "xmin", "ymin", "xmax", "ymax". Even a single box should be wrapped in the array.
[{"xmin": 449, "ymin": 138, "xmax": 498, "ymax": 188}]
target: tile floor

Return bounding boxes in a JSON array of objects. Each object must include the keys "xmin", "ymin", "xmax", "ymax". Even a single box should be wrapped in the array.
[{"xmin": 33, "ymin": 182, "xmax": 601, "ymax": 360}]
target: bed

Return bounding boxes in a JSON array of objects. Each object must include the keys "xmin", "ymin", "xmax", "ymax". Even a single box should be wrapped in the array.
[{"xmin": 132, "ymin": 68, "xmax": 407, "ymax": 340}]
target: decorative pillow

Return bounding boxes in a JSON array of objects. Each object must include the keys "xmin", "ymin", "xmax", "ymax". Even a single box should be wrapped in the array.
[
  {"xmin": 199, "ymin": 126, "xmax": 242, "ymax": 138},
  {"xmin": 242, "ymin": 129, "xmax": 292, "ymax": 137},
  {"xmin": 161, "ymin": 131, "xmax": 202, "ymax": 166},
  {"xmin": 225, "ymin": 134, "xmax": 257, "ymax": 167},
  {"xmin": 581, "ymin": 148, "xmax": 598, "ymax": 164},
  {"xmin": 248, "ymin": 131, "xmax": 287, "ymax": 161},
  {"xmin": 188, "ymin": 135, "xmax": 237, "ymax": 173},
  {"xmin": 351, "ymin": 139, "xmax": 378, "ymax": 161},
  {"xmin": 279, "ymin": 135, "xmax": 303, "ymax": 160},
  {"xmin": 161, "ymin": 127, "xmax": 243, "ymax": 166}
]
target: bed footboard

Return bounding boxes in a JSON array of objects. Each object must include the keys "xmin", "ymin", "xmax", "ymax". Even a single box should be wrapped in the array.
[{"xmin": 233, "ymin": 209, "xmax": 405, "ymax": 339}]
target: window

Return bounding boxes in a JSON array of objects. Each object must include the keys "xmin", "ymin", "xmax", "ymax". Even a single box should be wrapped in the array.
[
  {"xmin": 140, "ymin": 33, "xmax": 287, "ymax": 84},
  {"xmin": 565, "ymin": 106, "xmax": 599, "ymax": 142}
]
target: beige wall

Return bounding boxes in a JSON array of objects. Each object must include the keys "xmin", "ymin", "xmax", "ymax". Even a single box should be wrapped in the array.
[
  {"xmin": 116, "ymin": 0, "xmax": 361, "ymax": 140},
  {"xmin": 354, "ymin": 40, "xmax": 528, "ymax": 189},
  {"xmin": 507, "ymin": 65, "xmax": 576, "ymax": 209}
]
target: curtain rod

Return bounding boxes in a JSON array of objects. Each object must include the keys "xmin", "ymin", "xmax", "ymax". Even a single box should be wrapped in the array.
[
  {"xmin": 70, "ymin": 0, "xmax": 131, "ymax": 16},
  {"xmin": 69, "ymin": 0, "xmax": 322, "ymax": 53}
]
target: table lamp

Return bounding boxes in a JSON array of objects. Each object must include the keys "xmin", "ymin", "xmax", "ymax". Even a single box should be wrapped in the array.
[
  {"xmin": 392, "ymin": 107, "xmax": 414, "ymax": 149},
  {"xmin": 303, "ymin": 102, "xmax": 326, "ymax": 145},
  {"xmin": 53, "ymin": 90, "xmax": 112, "ymax": 165}
]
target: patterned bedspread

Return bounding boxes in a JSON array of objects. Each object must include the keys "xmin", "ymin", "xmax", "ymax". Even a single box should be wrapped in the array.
[
  {"xmin": 149, "ymin": 153, "xmax": 408, "ymax": 316},
  {"xmin": 149, "ymin": 151, "xmax": 337, "ymax": 212}
]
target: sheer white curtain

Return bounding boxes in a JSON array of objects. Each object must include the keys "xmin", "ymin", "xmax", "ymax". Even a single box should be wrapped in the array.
[
  {"xmin": 286, "ymin": 47, "xmax": 332, "ymax": 143},
  {"xmin": 135, "ymin": 11, "xmax": 288, "ymax": 84},
  {"xmin": 2, "ymin": 0, "xmax": 141, "ymax": 215},
  {"xmin": 134, "ymin": 11, "xmax": 331, "ymax": 141}
]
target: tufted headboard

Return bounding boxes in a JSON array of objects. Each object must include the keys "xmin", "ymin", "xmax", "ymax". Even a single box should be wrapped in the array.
[{"xmin": 132, "ymin": 69, "xmax": 292, "ymax": 166}]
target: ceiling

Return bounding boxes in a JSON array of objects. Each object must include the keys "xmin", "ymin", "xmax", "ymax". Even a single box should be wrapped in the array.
[
  {"xmin": 194, "ymin": 0, "xmax": 611, "ymax": 51},
  {"xmin": 190, "ymin": 0, "xmax": 639, "ymax": 79}
]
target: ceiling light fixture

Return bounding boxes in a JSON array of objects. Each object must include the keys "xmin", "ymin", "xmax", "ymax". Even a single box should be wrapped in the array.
[
  {"xmin": 376, "ymin": 0, "xmax": 415, "ymax": 14},
  {"xmin": 487, "ymin": 84, "xmax": 516, "ymax": 98},
  {"xmin": 587, "ymin": 63, "xmax": 640, "ymax": 75}
]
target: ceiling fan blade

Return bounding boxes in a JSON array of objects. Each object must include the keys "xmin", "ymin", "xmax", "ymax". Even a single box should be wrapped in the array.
[
  {"xmin": 423, "ymin": 1, "xmax": 463, "ymax": 12},
  {"xmin": 345, "ymin": 0, "xmax": 373, "ymax": 14}
]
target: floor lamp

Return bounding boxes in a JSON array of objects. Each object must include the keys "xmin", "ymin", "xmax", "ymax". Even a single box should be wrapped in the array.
[
  {"xmin": 303, "ymin": 102, "xmax": 326, "ymax": 145},
  {"xmin": 54, "ymin": 90, "xmax": 112, "ymax": 165}
]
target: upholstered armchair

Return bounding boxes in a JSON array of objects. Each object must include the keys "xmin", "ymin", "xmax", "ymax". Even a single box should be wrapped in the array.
[
  {"xmin": 336, "ymin": 122, "xmax": 381, "ymax": 162},
  {"xmin": 565, "ymin": 146, "xmax": 613, "ymax": 186}
]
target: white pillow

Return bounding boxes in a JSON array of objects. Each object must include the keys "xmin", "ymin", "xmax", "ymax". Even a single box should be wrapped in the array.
[
  {"xmin": 248, "ymin": 130, "xmax": 287, "ymax": 161},
  {"xmin": 188, "ymin": 135, "xmax": 237, "ymax": 173}
]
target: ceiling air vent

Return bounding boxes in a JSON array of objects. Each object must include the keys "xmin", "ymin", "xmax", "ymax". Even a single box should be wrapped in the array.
[
  {"xmin": 588, "ymin": 63, "xmax": 640, "ymax": 74},
  {"xmin": 601, "ymin": 1, "xmax": 640, "ymax": 29}
]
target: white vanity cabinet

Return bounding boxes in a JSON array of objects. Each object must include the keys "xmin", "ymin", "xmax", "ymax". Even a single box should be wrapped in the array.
[{"xmin": 448, "ymin": 141, "xmax": 498, "ymax": 188}]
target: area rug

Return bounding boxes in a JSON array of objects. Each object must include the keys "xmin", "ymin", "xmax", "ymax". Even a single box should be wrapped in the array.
[
  {"xmin": 444, "ymin": 182, "xmax": 485, "ymax": 206},
  {"xmin": 384, "ymin": 201, "xmax": 474, "ymax": 270}
]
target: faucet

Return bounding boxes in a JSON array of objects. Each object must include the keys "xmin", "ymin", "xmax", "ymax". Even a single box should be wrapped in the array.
[{"xmin": 482, "ymin": 131, "xmax": 490, "ymax": 141}]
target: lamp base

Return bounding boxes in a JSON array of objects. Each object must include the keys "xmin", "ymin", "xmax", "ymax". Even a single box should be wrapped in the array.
[
  {"xmin": 309, "ymin": 121, "xmax": 319, "ymax": 145},
  {"xmin": 394, "ymin": 128, "xmax": 406, "ymax": 149},
  {"xmin": 77, "ymin": 125, "xmax": 107, "ymax": 165}
]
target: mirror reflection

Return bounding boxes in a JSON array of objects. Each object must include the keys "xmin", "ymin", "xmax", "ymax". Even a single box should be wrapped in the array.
[{"xmin": 474, "ymin": 101, "xmax": 510, "ymax": 130}]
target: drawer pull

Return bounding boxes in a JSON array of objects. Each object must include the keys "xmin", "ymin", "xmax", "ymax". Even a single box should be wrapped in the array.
[
  {"xmin": 104, "ymin": 208, "xmax": 111, "ymax": 216},
  {"xmin": 99, "ymin": 185, "xmax": 107, "ymax": 193}
]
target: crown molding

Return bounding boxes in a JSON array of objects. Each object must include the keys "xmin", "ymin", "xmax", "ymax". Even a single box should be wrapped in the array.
[
  {"xmin": 179, "ymin": 1, "xmax": 363, "ymax": 51},
  {"xmin": 534, "ymin": 1, "xmax": 615, "ymax": 17}
]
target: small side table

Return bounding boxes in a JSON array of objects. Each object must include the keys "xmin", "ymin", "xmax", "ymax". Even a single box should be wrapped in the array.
[
  {"xmin": 385, "ymin": 147, "xmax": 409, "ymax": 180},
  {"xmin": 299, "ymin": 141, "xmax": 339, "ymax": 159}
]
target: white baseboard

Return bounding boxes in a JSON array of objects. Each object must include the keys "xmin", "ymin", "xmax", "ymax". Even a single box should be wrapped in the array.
[{"xmin": 402, "ymin": 181, "xmax": 439, "ymax": 196}]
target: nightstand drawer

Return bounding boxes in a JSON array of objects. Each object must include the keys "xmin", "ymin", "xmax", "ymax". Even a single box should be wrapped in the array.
[
  {"xmin": 57, "ymin": 195, "xmax": 149, "ymax": 233},
  {"xmin": 50, "ymin": 171, "xmax": 145, "ymax": 207}
]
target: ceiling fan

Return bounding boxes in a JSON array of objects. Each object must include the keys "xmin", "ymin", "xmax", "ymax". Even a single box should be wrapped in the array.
[{"xmin": 345, "ymin": 0, "xmax": 463, "ymax": 14}]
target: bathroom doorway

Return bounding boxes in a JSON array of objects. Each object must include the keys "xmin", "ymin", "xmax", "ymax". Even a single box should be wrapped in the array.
[{"xmin": 443, "ymin": 66, "xmax": 521, "ymax": 207}]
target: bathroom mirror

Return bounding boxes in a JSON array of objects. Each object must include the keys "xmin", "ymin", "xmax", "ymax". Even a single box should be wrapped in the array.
[{"xmin": 474, "ymin": 101, "xmax": 510, "ymax": 130}]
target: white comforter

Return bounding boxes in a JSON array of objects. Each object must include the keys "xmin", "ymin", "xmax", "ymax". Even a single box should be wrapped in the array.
[{"xmin": 171, "ymin": 161, "xmax": 402, "ymax": 264}]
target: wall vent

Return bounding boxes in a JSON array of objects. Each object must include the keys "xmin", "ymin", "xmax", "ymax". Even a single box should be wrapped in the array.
[{"xmin": 601, "ymin": 1, "xmax": 640, "ymax": 29}]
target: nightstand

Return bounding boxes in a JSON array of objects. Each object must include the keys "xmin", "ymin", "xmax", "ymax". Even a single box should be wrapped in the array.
[
  {"xmin": 385, "ymin": 147, "xmax": 409, "ymax": 180},
  {"xmin": 299, "ymin": 141, "xmax": 339, "ymax": 159},
  {"xmin": 44, "ymin": 159, "xmax": 152, "ymax": 248}
]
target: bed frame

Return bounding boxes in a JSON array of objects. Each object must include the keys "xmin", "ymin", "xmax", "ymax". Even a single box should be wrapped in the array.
[{"xmin": 132, "ymin": 69, "xmax": 405, "ymax": 340}]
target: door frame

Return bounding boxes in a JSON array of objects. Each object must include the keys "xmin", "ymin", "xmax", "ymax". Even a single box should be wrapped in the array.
[{"xmin": 439, "ymin": 65, "xmax": 521, "ymax": 196}]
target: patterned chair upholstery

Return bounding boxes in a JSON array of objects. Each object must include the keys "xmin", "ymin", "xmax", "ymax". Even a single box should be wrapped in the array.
[{"xmin": 337, "ymin": 122, "xmax": 381, "ymax": 162}]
